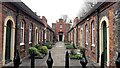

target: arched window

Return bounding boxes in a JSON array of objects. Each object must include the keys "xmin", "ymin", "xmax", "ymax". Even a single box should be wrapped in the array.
[
  {"xmin": 20, "ymin": 21, "xmax": 24, "ymax": 45},
  {"xmin": 92, "ymin": 22, "xmax": 95, "ymax": 46},
  {"xmin": 29, "ymin": 24, "xmax": 32, "ymax": 44},
  {"xmin": 35, "ymin": 27, "xmax": 39, "ymax": 44},
  {"xmin": 85, "ymin": 25, "xmax": 88, "ymax": 46}
]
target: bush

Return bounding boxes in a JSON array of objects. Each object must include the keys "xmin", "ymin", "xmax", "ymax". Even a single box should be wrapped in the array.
[
  {"xmin": 70, "ymin": 49, "xmax": 77, "ymax": 55},
  {"xmin": 79, "ymin": 46, "xmax": 85, "ymax": 54},
  {"xmin": 28, "ymin": 47, "xmax": 40, "ymax": 55},
  {"xmin": 35, "ymin": 44, "xmax": 41, "ymax": 50},
  {"xmin": 70, "ymin": 54, "xmax": 82, "ymax": 60},
  {"xmin": 69, "ymin": 49, "xmax": 83, "ymax": 60},
  {"xmin": 39, "ymin": 46, "xmax": 48, "ymax": 54},
  {"xmin": 66, "ymin": 45, "xmax": 74, "ymax": 49},
  {"xmin": 45, "ymin": 44, "xmax": 52, "ymax": 49},
  {"xmin": 65, "ymin": 42, "xmax": 70, "ymax": 45}
]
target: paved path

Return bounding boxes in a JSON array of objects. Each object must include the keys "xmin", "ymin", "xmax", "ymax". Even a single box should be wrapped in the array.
[
  {"xmin": 51, "ymin": 42, "xmax": 66, "ymax": 66},
  {"xmin": 19, "ymin": 42, "xmax": 82, "ymax": 67},
  {"xmin": 9, "ymin": 42, "xmax": 94, "ymax": 68}
]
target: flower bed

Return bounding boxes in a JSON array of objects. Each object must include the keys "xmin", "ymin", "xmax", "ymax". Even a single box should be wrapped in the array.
[
  {"xmin": 69, "ymin": 49, "xmax": 82, "ymax": 60},
  {"xmin": 65, "ymin": 44, "xmax": 74, "ymax": 49},
  {"xmin": 28, "ymin": 44, "xmax": 48, "ymax": 59}
]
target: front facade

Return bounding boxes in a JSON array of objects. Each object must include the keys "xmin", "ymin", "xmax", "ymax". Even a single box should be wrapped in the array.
[
  {"xmin": 68, "ymin": 2, "xmax": 120, "ymax": 67},
  {"xmin": 0, "ymin": 2, "xmax": 54, "ymax": 67},
  {"xmin": 52, "ymin": 19, "xmax": 71, "ymax": 42}
]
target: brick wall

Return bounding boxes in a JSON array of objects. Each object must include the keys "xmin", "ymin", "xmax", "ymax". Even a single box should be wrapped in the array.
[{"xmin": 0, "ymin": 2, "xmax": 45, "ymax": 67}]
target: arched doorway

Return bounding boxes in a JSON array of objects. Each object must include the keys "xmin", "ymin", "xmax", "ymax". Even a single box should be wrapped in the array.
[
  {"xmin": 5, "ymin": 20, "xmax": 12, "ymax": 64},
  {"xmin": 58, "ymin": 32, "xmax": 64, "ymax": 41},
  {"xmin": 103, "ymin": 21, "xmax": 107, "ymax": 63},
  {"xmin": 99, "ymin": 16, "xmax": 109, "ymax": 66},
  {"xmin": 3, "ymin": 16, "xmax": 15, "ymax": 65}
]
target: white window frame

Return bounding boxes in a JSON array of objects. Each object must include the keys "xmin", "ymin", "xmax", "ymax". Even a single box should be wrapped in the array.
[
  {"xmin": 92, "ymin": 22, "xmax": 95, "ymax": 47},
  {"xmin": 29, "ymin": 24, "xmax": 32, "ymax": 44},
  {"xmin": 85, "ymin": 25, "xmax": 88, "ymax": 46},
  {"xmin": 60, "ymin": 24, "xmax": 62, "ymax": 29},
  {"xmin": 20, "ymin": 21, "xmax": 24, "ymax": 45}
]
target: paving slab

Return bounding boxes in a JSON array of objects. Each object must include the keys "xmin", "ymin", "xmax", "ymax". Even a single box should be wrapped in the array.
[{"xmin": 5, "ymin": 42, "xmax": 95, "ymax": 68}]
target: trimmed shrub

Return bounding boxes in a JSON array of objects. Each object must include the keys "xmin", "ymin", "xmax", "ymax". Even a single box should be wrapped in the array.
[
  {"xmin": 70, "ymin": 49, "xmax": 77, "ymax": 55},
  {"xmin": 65, "ymin": 42, "xmax": 70, "ymax": 45},
  {"xmin": 69, "ymin": 49, "xmax": 82, "ymax": 60},
  {"xmin": 39, "ymin": 46, "xmax": 48, "ymax": 54},
  {"xmin": 70, "ymin": 54, "xmax": 82, "ymax": 60},
  {"xmin": 28, "ymin": 47, "xmax": 40, "ymax": 55},
  {"xmin": 66, "ymin": 44, "xmax": 74, "ymax": 49},
  {"xmin": 45, "ymin": 44, "xmax": 52, "ymax": 49},
  {"xmin": 35, "ymin": 44, "xmax": 41, "ymax": 50}
]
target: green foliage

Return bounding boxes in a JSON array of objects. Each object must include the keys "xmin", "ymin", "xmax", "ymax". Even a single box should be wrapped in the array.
[
  {"xmin": 39, "ymin": 46, "xmax": 48, "ymax": 54},
  {"xmin": 66, "ymin": 44, "xmax": 74, "ymax": 49},
  {"xmin": 28, "ymin": 44, "xmax": 48, "ymax": 58},
  {"xmin": 69, "ymin": 49, "xmax": 82, "ymax": 60},
  {"xmin": 70, "ymin": 54, "xmax": 82, "ymax": 60},
  {"xmin": 28, "ymin": 47, "xmax": 40, "ymax": 55},
  {"xmin": 79, "ymin": 46, "xmax": 84, "ymax": 53},
  {"xmin": 35, "ymin": 44, "xmax": 41, "ymax": 50},
  {"xmin": 45, "ymin": 44, "xmax": 52, "ymax": 49},
  {"xmin": 70, "ymin": 49, "xmax": 77, "ymax": 55},
  {"xmin": 65, "ymin": 42, "xmax": 70, "ymax": 45},
  {"xmin": 44, "ymin": 42, "xmax": 52, "ymax": 49}
]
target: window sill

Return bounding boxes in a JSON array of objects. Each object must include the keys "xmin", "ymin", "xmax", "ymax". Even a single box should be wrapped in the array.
[
  {"xmin": 29, "ymin": 42, "xmax": 32, "ymax": 44},
  {"xmin": 20, "ymin": 43, "xmax": 24, "ymax": 46},
  {"xmin": 85, "ymin": 43, "xmax": 88, "ymax": 46},
  {"xmin": 92, "ymin": 44, "xmax": 95, "ymax": 47}
]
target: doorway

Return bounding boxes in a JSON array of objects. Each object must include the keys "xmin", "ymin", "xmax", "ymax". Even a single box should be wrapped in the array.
[
  {"xmin": 5, "ymin": 20, "xmax": 12, "ymax": 64},
  {"xmin": 103, "ymin": 22, "xmax": 107, "ymax": 63},
  {"xmin": 59, "ymin": 35, "xmax": 63, "ymax": 41},
  {"xmin": 99, "ymin": 16, "xmax": 109, "ymax": 66},
  {"xmin": 58, "ymin": 32, "xmax": 63, "ymax": 41},
  {"xmin": 3, "ymin": 16, "xmax": 15, "ymax": 65}
]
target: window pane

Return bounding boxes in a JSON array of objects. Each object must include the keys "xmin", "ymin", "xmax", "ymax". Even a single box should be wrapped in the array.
[
  {"xmin": 92, "ymin": 22, "xmax": 94, "ymax": 44},
  {"xmin": 20, "ymin": 21, "xmax": 24, "ymax": 44},
  {"xmin": 60, "ymin": 24, "xmax": 62, "ymax": 28},
  {"xmin": 29, "ymin": 24, "xmax": 32, "ymax": 43}
]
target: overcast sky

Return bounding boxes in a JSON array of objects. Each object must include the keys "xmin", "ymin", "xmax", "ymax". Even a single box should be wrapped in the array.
[{"xmin": 21, "ymin": 0, "xmax": 85, "ymax": 27}]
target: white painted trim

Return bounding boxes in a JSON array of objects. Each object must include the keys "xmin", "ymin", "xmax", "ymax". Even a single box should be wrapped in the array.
[
  {"xmin": 99, "ymin": 16, "xmax": 110, "ymax": 66},
  {"xmin": 35, "ymin": 27, "xmax": 38, "ymax": 44},
  {"xmin": 2, "ymin": 16, "xmax": 15, "ymax": 65},
  {"xmin": 20, "ymin": 43, "xmax": 25, "ymax": 45}
]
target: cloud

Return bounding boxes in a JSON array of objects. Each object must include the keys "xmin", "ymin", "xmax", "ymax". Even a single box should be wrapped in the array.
[{"xmin": 21, "ymin": 0, "xmax": 85, "ymax": 27}]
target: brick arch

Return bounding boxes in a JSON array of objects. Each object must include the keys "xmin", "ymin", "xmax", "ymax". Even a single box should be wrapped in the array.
[{"xmin": 3, "ymin": 16, "xmax": 15, "ymax": 65}]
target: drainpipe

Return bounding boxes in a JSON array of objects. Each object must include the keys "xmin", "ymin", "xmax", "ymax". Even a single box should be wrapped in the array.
[
  {"xmin": 76, "ymin": 26, "xmax": 78, "ymax": 47},
  {"xmin": 73, "ymin": 29, "xmax": 74, "ymax": 47},
  {"xmin": 15, "ymin": 9, "xmax": 20, "ymax": 52},
  {"xmin": 96, "ymin": 9, "xmax": 99, "ymax": 63}
]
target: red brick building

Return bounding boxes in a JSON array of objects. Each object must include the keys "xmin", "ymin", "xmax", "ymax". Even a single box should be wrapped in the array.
[
  {"xmin": 68, "ymin": 2, "xmax": 120, "ymax": 67},
  {"xmin": 0, "ymin": 2, "xmax": 54, "ymax": 67},
  {"xmin": 52, "ymin": 19, "xmax": 71, "ymax": 42},
  {"xmin": 41, "ymin": 16, "xmax": 54, "ymax": 43}
]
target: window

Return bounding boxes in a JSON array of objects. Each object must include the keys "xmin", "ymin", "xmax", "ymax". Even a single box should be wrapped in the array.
[
  {"xmin": 29, "ymin": 24, "xmax": 32, "ymax": 44},
  {"xmin": 20, "ymin": 21, "xmax": 24, "ymax": 45},
  {"xmin": 60, "ymin": 24, "xmax": 62, "ymax": 28},
  {"xmin": 85, "ymin": 25, "xmax": 88, "ymax": 46},
  {"xmin": 92, "ymin": 22, "xmax": 95, "ymax": 47},
  {"xmin": 35, "ymin": 28, "xmax": 38, "ymax": 44}
]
